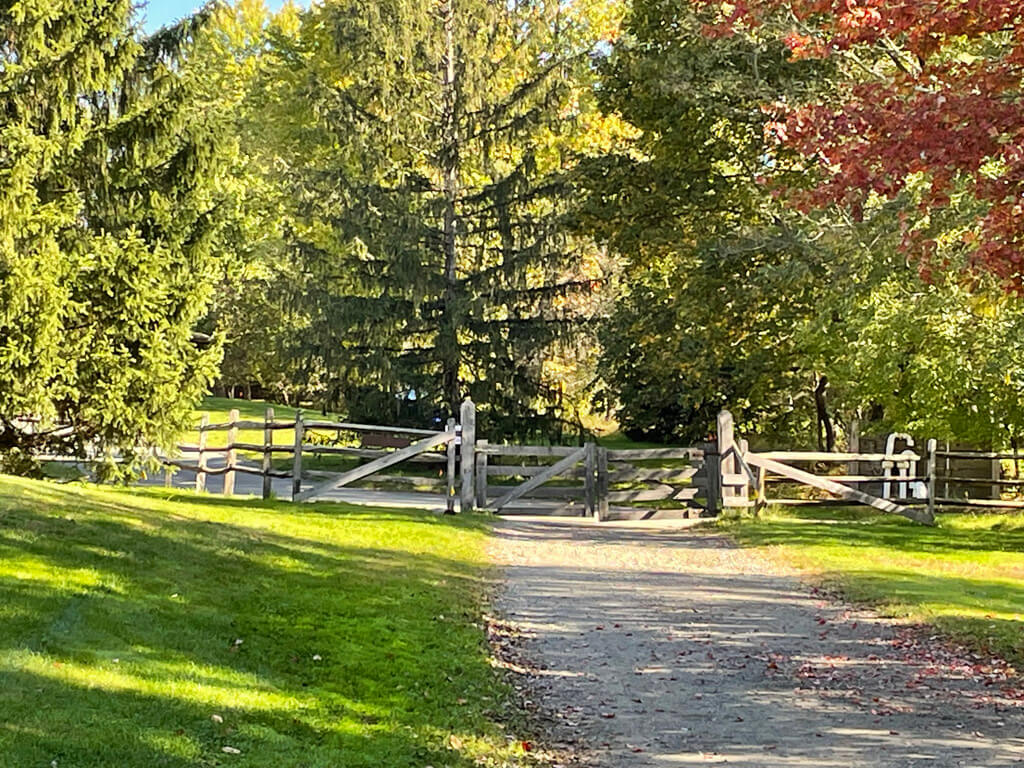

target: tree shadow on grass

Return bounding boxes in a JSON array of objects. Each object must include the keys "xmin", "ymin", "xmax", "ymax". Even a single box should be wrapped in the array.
[{"xmin": 0, "ymin": 480, "xmax": 506, "ymax": 768}]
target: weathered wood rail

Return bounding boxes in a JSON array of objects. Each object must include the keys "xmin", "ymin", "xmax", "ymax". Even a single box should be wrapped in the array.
[
  {"xmin": 162, "ymin": 405, "xmax": 461, "ymax": 508},
  {"xmin": 160, "ymin": 403, "xmax": 1024, "ymax": 523}
]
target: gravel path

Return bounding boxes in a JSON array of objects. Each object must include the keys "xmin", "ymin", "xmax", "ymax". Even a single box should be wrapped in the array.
[{"xmin": 489, "ymin": 518, "xmax": 1024, "ymax": 767}]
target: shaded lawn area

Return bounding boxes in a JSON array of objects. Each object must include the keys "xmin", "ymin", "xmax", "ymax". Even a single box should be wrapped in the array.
[
  {"xmin": 722, "ymin": 507, "xmax": 1024, "ymax": 663},
  {"xmin": 0, "ymin": 477, "xmax": 525, "ymax": 767}
]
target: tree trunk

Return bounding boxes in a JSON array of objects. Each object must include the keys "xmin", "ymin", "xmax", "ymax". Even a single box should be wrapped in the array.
[
  {"xmin": 438, "ymin": 0, "xmax": 461, "ymax": 417},
  {"xmin": 814, "ymin": 375, "xmax": 835, "ymax": 452}
]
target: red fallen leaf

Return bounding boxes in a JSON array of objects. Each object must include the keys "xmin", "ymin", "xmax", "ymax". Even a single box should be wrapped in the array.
[
  {"xmin": 817, "ymin": 618, "xmax": 826, "ymax": 625},
  {"xmin": 521, "ymin": 741, "xmax": 532, "ymax": 751},
  {"xmin": 889, "ymin": 730, "xmax": 899, "ymax": 735}
]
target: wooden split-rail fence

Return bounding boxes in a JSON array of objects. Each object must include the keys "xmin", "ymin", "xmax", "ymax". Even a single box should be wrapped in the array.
[
  {"xmin": 163, "ymin": 402, "xmax": 1024, "ymax": 525},
  {"xmin": 161, "ymin": 406, "xmax": 462, "ymax": 510}
]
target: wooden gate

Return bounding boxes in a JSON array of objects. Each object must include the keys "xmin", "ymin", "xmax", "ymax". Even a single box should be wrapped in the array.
[
  {"xmin": 476, "ymin": 443, "xmax": 595, "ymax": 515},
  {"xmin": 476, "ymin": 442, "xmax": 715, "ymax": 519}
]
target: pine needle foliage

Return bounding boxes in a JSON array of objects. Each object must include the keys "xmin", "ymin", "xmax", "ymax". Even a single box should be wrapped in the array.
[
  {"xmin": 0, "ymin": 1, "xmax": 233, "ymax": 476},
  {"xmin": 259, "ymin": 0, "xmax": 604, "ymax": 439}
]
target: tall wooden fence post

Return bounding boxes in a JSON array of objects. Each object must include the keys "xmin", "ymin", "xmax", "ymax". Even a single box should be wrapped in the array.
[
  {"xmin": 475, "ymin": 440, "xmax": 488, "ymax": 509},
  {"xmin": 292, "ymin": 409, "xmax": 304, "ymax": 501},
  {"xmin": 262, "ymin": 407, "xmax": 274, "ymax": 500},
  {"xmin": 701, "ymin": 441, "xmax": 721, "ymax": 513},
  {"xmin": 596, "ymin": 446, "xmax": 609, "ymax": 522},
  {"xmin": 926, "ymin": 438, "xmax": 937, "ymax": 520},
  {"xmin": 224, "ymin": 408, "xmax": 239, "ymax": 496},
  {"xmin": 196, "ymin": 413, "xmax": 209, "ymax": 493},
  {"xmin": 583, "ymin": 442, "xmax": 597, "ymax": 517},
  {"xmin": 446, "ymin": 417, "xmax": 457, "ymax": 514},
  {"xmin": 737, "ymin": 437, "xmax": 751, "ymax": 503},
  {"xmin": 848, "ymin": 419, "xmax": 861, "ymax": 478},
  {"xmin": 718, "ymin": 410, "xmax": 736, "ymax": 508},
  {"xmin": 460, "ymin": 398, "xmax": 476, "ymax": 512}
]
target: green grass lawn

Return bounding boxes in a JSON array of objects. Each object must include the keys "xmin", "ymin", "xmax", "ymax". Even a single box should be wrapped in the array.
[
  {"xmin": 0, "ymin": 476, "xmax": 527, "ymax": 767},
  {"xmin": 722, "ymin": 507, "xmax": 1024, "ymax": 663}
]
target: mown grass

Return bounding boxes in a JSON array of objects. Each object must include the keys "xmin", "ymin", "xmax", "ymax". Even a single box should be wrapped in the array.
[
  {"xmin": 721, "ymin": 507, "xmax": 1024, "ymax": 662},
  {"xmin": 0, "ymin": 476, "xmax": 527, "ymax": 767}
]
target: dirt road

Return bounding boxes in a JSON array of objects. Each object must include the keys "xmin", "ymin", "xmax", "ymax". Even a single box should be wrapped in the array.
[{"xmin": 490, "ymin": 518, "xmax": 1024, "ymax": 767}]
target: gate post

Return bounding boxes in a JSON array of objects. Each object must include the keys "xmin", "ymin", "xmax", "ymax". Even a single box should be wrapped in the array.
[
  {"xmin": 583, "ymin": 442, "xmax": 597, "ymax": 518},
  {"xmin": 596, "ymin": 446, "xmax": 609, "ymax": 521},
  {"xmin": 718, "ymin": 410, "xmax": 737, "ymax": 508},
  {"xmin": 460, "ymin": 398, "xmax": 476, "ymax": 512}
]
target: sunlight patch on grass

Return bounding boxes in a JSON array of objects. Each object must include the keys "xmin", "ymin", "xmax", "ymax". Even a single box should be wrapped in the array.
[
  {"xmin": 0, "ymin": 476, "xmax": 524, "ymax": 767},
  {"xmin": 723, "ymin": 508, "xmax": 1024, "ymax": 662}
]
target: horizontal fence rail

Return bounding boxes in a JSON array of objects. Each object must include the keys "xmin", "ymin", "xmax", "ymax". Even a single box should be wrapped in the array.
[{"xmin": 161, "ymin": 406, "xmax": 460, "ymax": 508}]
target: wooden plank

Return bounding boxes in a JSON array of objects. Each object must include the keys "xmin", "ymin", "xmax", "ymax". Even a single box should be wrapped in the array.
[
  {"xmin": 224, "ymin": 409, "xmax": 239, "ymax": 496},
  {"xmin": 475, "ymin": 440, "xmax": 488, "ymax": 509},
  {"xmin": 605, "ymin": 448, "xmax": 702, "ymax": 461},
  {"xmin": 460, "ymin": 399, "xmax": 476, "ymax": 512},
  {"xmin": 360, "ymin": 474, "xmax": 446, "ymax": 488},
  {"xmin": 302, "ymin": 420, "xmax": 441, "ymax": 436},
  {"xmin": 489, "ymin": 485, "xmax": 585, "ymax": 500},
  {"xmin": 926, "ymin": 438, "xmax": 937, "ymax": 521},
  {"xmin": 765, "ymin": 475, "xmax": 927, "ymax": 484},
  {"xmin": 933, "ymin": 476, "xmax": 1024, "ymax": 486},
  {"xmin": 292, "ymin": 411, "xmax": 304, "ymax": 500},
  {"xmin": 608, "ymin": 486, "xmax": 700, "ymax": 503},
  {"xmin": 487, "ymin": 464, "xmax": 586, "ymax": 477},
  {"xmin": 934, "ymin": 450, "xmax": 1024, "ymax": 460},
  {"xmin": 758, "ymin": 451, "xmax": 921, "ymax": 463},
  {"xmin": 262, "ymin": 407, "xmax": 274, "ymax": 500},
  {"xmin": 480, "ymin": 444, "xmax": 579, "ymax": 457},
  {"xmin": 298, "ymin": 444, "xmax": 446, "ymax": 463},
  {"xmin": 703, "ymin": 443, "xmax": 720, "ymax": 513},
  {"xmin": 446, "ymin": 417, "xmax": 457, "ymax": 514},
  {"xmin": 295, "ymin": 431, "xmax": 456, "ymax": 502},
  {"xmin": 597, "ymin": 447, "xmax": 609, "ymax": 522},
  {"xmin": 607, "ymin": 467, "xmax": 698, "ymax": 483},
  {"xmin": 196, "ymin": 414, "xmax": 209, "ymax": 493},
  {"xmin": 233, "ymin": 465, "xmax": 291, "ymax": 479},
  {"xmin": 584, "ymin": 442, "xmax": 597, "ymax": 517},
  {"xmin": 746, "ymin": 454, "xmax": 934, "ymax": 525},
  {"xmin": 490, "ymin": 448, "xmax": 585, "ymax": 512},
  {"xmin": 722, "ymin": 472, "xmax": 748, "ymax": 487},
  {"xmin": 230, "ymin": 442, "xmax": 294, "ymax": 454},
  {"xmin": 718, "ymin": 412, "xmax": 738, "ymax": 504},
  {"xmin": 934, "ymin": 497, "xmax": 1024, "ymax": 509}
]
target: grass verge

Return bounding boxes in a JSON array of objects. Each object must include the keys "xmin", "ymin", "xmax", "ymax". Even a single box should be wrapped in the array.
[
  {"xmin": 0, "ymin": 476, "xmax": 527, "ymax": 767},
  {"xmin": 721, "ymin": 507, "xmax": 1024, "ymax": 663}
]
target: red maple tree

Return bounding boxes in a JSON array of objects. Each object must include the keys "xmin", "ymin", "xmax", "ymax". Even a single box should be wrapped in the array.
[{"xmin": 699, "ymin": 1, "xmax": 1024, "ymax": 284}]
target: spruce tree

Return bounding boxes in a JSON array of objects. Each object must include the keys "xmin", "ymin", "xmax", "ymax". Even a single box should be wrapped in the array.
[
  {"xmin": 0, "ymin": 1, "xmax": 230, "ymax": 475},
  {"xmin": 258, "ymin": 0, "xmax": 607, "ymax": 438}
]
